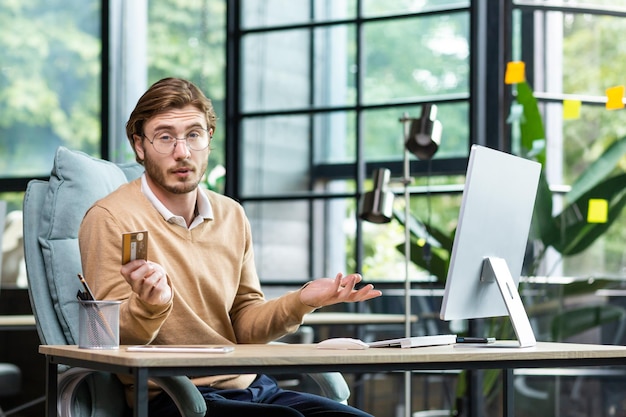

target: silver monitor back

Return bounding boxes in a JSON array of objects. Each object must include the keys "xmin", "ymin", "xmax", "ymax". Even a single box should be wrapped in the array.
[{"xmin": 440, "ymin": 145, "xmax": 541, "ymax": 321}]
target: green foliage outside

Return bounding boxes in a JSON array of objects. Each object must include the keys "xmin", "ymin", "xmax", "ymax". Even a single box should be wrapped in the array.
[{"xmin": 0, "ymin": 0, "xmax": 226, "ymax": 183}]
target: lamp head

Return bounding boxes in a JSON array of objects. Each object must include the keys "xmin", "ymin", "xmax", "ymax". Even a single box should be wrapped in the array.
[
  {"xmin": 405, "ymin": 104, "xmax": 442, "ymax": 160},
  {"xmin": 359, "ymin": 168, "xmax": 394, "ymax": 224}
]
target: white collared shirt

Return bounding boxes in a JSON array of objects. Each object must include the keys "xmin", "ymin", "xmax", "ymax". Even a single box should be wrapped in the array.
[{"xmin": 140, "ymin": 174, "xmax": 213, "ymax": 230}]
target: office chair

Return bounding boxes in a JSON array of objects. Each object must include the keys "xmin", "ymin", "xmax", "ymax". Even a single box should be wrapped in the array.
[{"xmin": 23, "ymin": 146, "xmax": 348, "ymax": 417}]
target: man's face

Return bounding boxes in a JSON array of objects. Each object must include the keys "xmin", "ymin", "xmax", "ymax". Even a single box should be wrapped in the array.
[{"xmin": 134, "ymin": 105, "xmax": 212, "ymax": 196}]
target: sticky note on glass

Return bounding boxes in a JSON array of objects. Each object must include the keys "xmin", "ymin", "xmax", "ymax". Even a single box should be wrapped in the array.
[
  {"xmin": 563, "ymin": 99, "xmax": 581, "ymax": 120},
  {"xmin": 606, "ymin": 86, "xmax": 625, "ymax": 110},
  {"xmin": 587, "ymin": 199, "xmax": 608, "ymax": 223},
  {"xmin": 505, "ymin": 61, "xmax": 525, "ymax": 84}
]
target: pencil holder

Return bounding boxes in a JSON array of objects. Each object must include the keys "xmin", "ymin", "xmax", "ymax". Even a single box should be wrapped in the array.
[{"xmin": 77, "ymin": 300, "xmax": 121, "ymax": 349}]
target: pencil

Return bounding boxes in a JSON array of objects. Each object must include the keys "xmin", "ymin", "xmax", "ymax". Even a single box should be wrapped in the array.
[{"xmin": 77, "ymin": 273, "xmax": 96, "ymax": 301}]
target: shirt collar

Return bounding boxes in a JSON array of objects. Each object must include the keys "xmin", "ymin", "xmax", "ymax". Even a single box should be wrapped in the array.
[{"xmin": 140, "ymin": 173, "xmax": 213, "ymax": 229}]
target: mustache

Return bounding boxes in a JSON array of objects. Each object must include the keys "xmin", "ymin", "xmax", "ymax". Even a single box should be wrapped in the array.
[{"xmin": 170, "ymin": 162, "xmax": 195, "ymax": 172}]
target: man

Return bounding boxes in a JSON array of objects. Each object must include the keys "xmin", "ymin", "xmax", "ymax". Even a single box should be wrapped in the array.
[{"xmin": 78, "ymin": 77, "xmax": 381, "ymax": 417}]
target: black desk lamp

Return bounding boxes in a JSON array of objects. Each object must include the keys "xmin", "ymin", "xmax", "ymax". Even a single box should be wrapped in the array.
[
  {"xmin": 404, "ymin": 103, "xmax": 442, "ymax": 161},
  {"xmin": 359, "ymin": 168, "xmax": 394, "ymax": 224}
]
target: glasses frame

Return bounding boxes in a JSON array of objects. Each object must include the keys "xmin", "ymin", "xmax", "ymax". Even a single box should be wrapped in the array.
[{"xmin": 143, "ymin": 127, "xmax": 212, "ymax": 154}]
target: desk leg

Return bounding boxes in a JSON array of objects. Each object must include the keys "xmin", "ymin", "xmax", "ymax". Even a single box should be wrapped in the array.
[
  {"xmin": 45, "ymin": 358, "xmax": 57, "ymax": 417},
  {"xmin": 502, "ymin": 369, "xmax": 514, "ymax": 417},
  {"xmin": 134, "ymin": 367, "xmax": 150, "ymax": 417}
]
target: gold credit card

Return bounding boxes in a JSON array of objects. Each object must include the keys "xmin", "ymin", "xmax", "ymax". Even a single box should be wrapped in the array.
[{"xmin": 122, "ymin": 231, "xmax": 149, "ymax": 264}]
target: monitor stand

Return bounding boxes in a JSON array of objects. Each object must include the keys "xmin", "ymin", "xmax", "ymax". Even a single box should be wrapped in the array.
[{"xmin": 481, "ymin": 256, "xmax": 537, "ymax": 347}]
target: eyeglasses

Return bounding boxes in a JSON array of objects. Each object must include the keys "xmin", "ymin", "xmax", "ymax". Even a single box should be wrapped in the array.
[{"xmin": 144, "ymin": 128, "xmax": 211, "ymax": 154}]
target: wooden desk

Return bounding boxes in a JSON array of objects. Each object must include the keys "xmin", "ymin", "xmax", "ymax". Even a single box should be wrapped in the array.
[
  {"xmin": 302, "ymin": 312, "xmax": 417, "ymax": 325},
  {"xmin": 41, "ymin": 342, "xmax": 626, "ymax": 417}
]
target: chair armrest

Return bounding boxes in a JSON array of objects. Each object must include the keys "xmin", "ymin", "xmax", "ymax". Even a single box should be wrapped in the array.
[
  {"xmin": 151, "ymin": 376, "xmax": 207, "ymax": 417},
  {"xmin": 301, "ymin": 372, "xmax": 350, "ymax": 404}
]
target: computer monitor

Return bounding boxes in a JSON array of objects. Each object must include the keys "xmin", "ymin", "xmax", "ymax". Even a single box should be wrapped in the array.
[{"xmin": 439, "ymin": 145, "xmax": 541, "ymax": 347}]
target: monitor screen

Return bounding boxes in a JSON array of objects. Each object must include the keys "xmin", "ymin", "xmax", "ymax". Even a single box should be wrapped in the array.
[{"xmin": 439, "ymin": 145, "xmax": 541, "ymax": 346}]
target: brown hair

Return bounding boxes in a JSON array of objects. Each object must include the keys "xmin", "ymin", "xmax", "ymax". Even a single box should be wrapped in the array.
[{"xmin": 125, "ymin": 78, "xmax": 218, "ymax": 163}]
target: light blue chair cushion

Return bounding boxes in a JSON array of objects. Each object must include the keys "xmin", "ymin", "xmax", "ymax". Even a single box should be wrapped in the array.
[{"xmin": 38, "ymin": 146, "xmax": 142, "ymax": 344}]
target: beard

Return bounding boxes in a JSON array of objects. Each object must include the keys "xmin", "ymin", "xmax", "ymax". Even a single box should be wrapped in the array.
[{"xmin": 143, "ymin": 152, "xmax": 208, "ymax": 195}]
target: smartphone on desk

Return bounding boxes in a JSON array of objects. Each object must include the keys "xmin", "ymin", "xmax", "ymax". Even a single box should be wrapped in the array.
[{"xmin": 121, "ymin": 231, "xmax": 149, "ymax": 264}]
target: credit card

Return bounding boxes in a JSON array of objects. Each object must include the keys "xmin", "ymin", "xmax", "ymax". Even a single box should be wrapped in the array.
[{"xmin": 122, "ymin": 231, "xmax": 148, "ymax": 264}]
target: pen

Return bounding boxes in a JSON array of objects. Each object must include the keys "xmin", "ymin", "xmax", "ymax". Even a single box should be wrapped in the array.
[
  {"xmin": 77, "ymin": 273, "xmax": 96, "ymax": 301},
  {"xmin": 456, "ymin": 337, "xmax": 496, "ymax": 344}
]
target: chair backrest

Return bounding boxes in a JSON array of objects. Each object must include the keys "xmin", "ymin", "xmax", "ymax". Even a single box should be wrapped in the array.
[{"xmin": 23, "ymin": 147, "xmax": 143, "ymax": 346}]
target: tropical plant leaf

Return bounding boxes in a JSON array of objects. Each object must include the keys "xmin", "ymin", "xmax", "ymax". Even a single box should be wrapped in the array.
[
  {"xmin": 392, "ymin": 208, "xmax": 451, "ymax": 249},
  {"xmin": 544, "ymin": 173, "xmax": 626, "ymax": 255},
  {"xmin": 566, "ymin": 136, "xmax": 626, "ymax": 204},
  {"xmin": 516, "ymin": 81, "xmax": 546, "ymax": 165},
  {"xmin": 392, "ymin": 208, "xmax": 453, "ymax": 282},
  {"xmin": 530, "ymin": 171, "xmax": 557, "ymax": 244},
  {"xmin": 551, "ymin": 305, "xmax": 626, "ymax": 341},
  {"xmin": 396, "ymin": 239, "xmax": 449, "ymax": 283}
]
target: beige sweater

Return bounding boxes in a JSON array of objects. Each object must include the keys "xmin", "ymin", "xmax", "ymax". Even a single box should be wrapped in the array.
[{"xmin": 78, "ymin": 179, "xmax": 314, "ymax": 395}]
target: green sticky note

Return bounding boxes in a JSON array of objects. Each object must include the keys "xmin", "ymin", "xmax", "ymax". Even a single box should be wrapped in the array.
[{"xmin": 587, "ymin": 199, "xmax": 608, "ymax": 223}]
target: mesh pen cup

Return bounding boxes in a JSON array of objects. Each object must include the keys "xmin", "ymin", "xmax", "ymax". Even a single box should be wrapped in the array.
[{"xmin": 77, "ymin": 300, "xmax": 121, "ymax": 349}]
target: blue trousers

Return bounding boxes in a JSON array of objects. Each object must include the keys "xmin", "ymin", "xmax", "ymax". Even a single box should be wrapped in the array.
[{"xmin": 147, "ymin": 374, "xmax": 374, "ymax": 417}]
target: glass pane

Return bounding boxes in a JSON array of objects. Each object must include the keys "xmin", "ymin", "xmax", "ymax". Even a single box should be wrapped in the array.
[
  {"xmin": 359, "ymin": 191, "xmax": 463, "ymax": 281},
  {"xmin": 522, "ymin": 6, "xmax": 626, "ymax": 281},
  {"xmin": 0, "ymin": 1, "xmax": 101, "ymax": 178},
  {"xmin": 241, "ymin": 0, "xmax": 356, "ymax": 28},
  {"xmin": 146, "ymin": 0, "xmax": 226, "ymax": 187},
  {"xmin": 361, "ymin": 12, "xmax": 470, "ymax": 105},
  {"xmin": 539, "ymin": 101, "xmax": 626, "ymax": 279},
  {"xmin": 558, "ymin": 103, "xmax": 626, "ymax": 183},
  {"xmin": 313, "ymin": 111, "xmax": 356, "ymax": 164},
  {"xmin": 563, "ymin": 12, "xmax": 626, "ymax": 95},
  {"xmin": 242, "ymin": 30, "xmax": 310, "ymax": 112},
  {"xmin": 312, "ymin": 193, "xmax": 352, "ymax": 277},
  {"xmin": 526, "ymin": 10, "xmax": 626, "ymax": 96},
  {"xmin": 363, "ymin": 0, "xmax": 470, "ymax": 17},
  {"xmin": 362, "ymin": 102, "xmax": 469, "ymax": 162},
  {"xmin": 245, "ymin": 200, "xmax": 312, "ymax": 281},
  {"xmin": 313, "ymin": 25, "xmax": 357, "ymax": 107},
  {"xmin": 241, "ymin": 115, "xmax": 311, "ymax": 196}
]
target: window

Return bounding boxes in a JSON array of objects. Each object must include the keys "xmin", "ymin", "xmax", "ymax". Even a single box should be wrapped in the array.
[
  {"xmin": 0, "ymin": 0, "xmax": 227, "ymax": 289},
  {"xmin": 230, "ymin": 0, "xmax": 626, "ymax": 288},
  {"xmin": 0, "ymin": 0, "xmax": 102, "ymax": 185},
  {"xmin": 229, "ymin": 0, "xmax": 472, "ymax": 282},
  {"xmin": 513, "ymin": 0, "xmax": 626, "ymax": 279}
]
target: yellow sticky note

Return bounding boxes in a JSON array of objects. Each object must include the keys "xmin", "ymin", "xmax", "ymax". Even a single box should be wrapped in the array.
[
  {"xmin": 505, "ymin": 61, "xmax": 525, "ymax": 84},
  {"xmin": 587, "ymin": 199, "xmax": 608, "ymax": 223},
  {"xmin": 606, "ymin": 86, "xmax": 625, "ymax": 110},
  {"xmin": 563, "ymin": 99, "xmax": 581, "ymax": 120}
]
